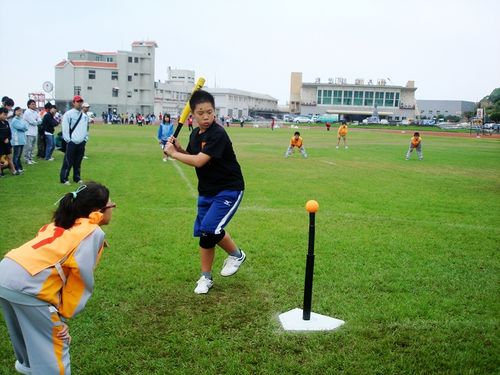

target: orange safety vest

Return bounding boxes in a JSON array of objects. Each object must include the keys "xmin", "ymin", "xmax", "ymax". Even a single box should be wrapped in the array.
[{"xmin": 5, "ymin": 219, "xmax": 100, "ymax": 278}]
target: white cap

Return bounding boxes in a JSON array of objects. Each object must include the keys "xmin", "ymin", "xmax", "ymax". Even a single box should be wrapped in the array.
[{"xmin": 82, "ymin": 102, "xmax": 90, "ymax": 108}]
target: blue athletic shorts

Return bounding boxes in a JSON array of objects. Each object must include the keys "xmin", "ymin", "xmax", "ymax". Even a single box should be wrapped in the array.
[{"xmin": 194, "ymin": 190, "xmax": 244, "ymax": 236}]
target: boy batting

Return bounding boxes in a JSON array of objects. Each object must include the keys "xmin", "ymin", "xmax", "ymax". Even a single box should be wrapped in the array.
[{"xmin": 164, "ymin": 90, "xmax": 246, "ymax": 294}]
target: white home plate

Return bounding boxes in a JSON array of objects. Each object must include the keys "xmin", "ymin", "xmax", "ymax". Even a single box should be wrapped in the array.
[{"xmin": 279, "ymin": 308, "xmax": 345, "ymax": 331}]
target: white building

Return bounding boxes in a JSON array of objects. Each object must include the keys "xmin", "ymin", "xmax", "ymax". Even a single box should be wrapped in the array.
[
  {"xmin": 55, "ymin": 41, "xmax": 278, "ymax": 120},
  {"xmin": 206, "ymin": 88, "xmax": 278, "ymax": 119},
  {"xmin": 154, "ymin": 67, "xmax": 195, "ymax": 117},
  {"xmin": 290, "ymin": 72, "xmax": 419, "ymax": 122},
  {"xmin": 55, "ymin": 41, "xmax": 158, "ymax": 116}
]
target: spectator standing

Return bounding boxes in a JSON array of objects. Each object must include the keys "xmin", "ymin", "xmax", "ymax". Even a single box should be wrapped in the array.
[
  {"xmin": 0, "ymin": 107, "xmax": 16, "ymax": 175},
  {"xmin": 59, "ymin": 96, "xmax": 88, "ymax": 185},
  {"xmin": 42, "ymin": 103, "xmax": 58, "ymax": 161},
  {"xmin": 10, "ymin": 107, "xmax": 28, "ymax": 173},
  {"xmin": 22, "ymin": 99, "xmax": 41, "ymax": 164},
  {"xmin": 158, "ymin": 114, "xmax": 174, "ymax": 161}
]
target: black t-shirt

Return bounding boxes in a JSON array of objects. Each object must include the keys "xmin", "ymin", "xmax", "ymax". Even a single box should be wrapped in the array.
[
  {"xmin": 0, "ymin": 120, "xmax": 12, "ymax": 154},
  {"xmin": 41, "ymin": 112, "xmax": 57, "ymax": 134},
  {"xmin": 187, "ymin": 122, "xmax": 244, "ymax": 196}
]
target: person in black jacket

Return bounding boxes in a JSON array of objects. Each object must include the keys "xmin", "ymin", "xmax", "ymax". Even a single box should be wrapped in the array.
[{"xmin": 41, "ymin": 103, "xmax": 58, "ymax": 161}]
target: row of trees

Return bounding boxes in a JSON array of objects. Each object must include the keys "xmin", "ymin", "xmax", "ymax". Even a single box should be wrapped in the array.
[{"xmin": 482, "ymin": 88, "xmax": 500, "ymax": 123}]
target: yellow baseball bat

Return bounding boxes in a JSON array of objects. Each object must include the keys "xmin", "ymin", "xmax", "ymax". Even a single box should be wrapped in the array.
[{"xmin": 173, "ymin": 77, "xmax": 206, "ymax": 138}]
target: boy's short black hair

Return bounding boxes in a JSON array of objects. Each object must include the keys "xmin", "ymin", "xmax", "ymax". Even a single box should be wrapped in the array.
[
  {"xmin": 189, "ymin": 90, "xmax": 215, "ymax": 110},
  {"xmin": 294, "ymin": 131, "xmax": 300, "ymax": 136},
  {"xmin": 27, "ymin": 99, "xmax": 36, "ymax": 107},
  {"xmin": 44, "ymin": 102, "xmax": 53, "ymax": 110},
  {"xmin": 0, "ymin": 107, "xmax": 8, "ymax": 115},
  {"xmin": 414, "ymin": 132, "xmax": 420, "ymax": 137},
  {"xmin": 3, "ymin": 97, "xmax": 14, "ymax": 107}
]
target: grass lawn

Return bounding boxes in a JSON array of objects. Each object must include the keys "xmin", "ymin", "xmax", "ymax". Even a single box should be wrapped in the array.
[{"xmin": 1, "ymin": 124, "xmax": 499, "ymax": 374}]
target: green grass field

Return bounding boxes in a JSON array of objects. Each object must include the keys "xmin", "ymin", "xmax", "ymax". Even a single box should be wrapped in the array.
[{"xmin": 1, "ymin": 125, "xmax": 499, "ymax": 374}]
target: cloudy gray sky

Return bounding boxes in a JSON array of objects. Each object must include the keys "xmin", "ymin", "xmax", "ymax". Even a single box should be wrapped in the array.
[{"xmin": 1, "ymin": 0, "xmax": 499, "ymax": 107}]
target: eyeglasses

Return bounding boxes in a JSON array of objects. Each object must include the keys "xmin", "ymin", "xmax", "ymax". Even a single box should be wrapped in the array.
[{"xmin": 100, "ymin": 203, "xmax": 116, "ymax": 212}]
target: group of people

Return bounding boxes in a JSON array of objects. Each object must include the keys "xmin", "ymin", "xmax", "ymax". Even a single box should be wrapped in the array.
[
  {"xmin": 102, "ymin": 112, "xmax": 158, "ymax": 126},
  {"xmin": 0, "ymin": 97, "xmax": 61, "ymax": 177},
  {"xmin": 284, "ymin": 121, "xmax": 423, "ymax": 160},
  {"xmin": 1, "ymin": 90, "xmax": 247, "ymax": 373},
  {"xmin": 0, "ymin": 94, "xmax": 93, "ymax": 184}
]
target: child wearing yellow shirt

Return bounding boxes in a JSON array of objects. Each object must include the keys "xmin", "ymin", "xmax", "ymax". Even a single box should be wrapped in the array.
[
  {"xmin": 406, "ymin": 132, "xmax": 423, "ymax": 160},
  {"xmin": 285, "ymin": 131, "xmax": 308, "ymax": 158},
  {"xmin": 336, "ymin": 121, "xmax": 348, "ymax": 149}
]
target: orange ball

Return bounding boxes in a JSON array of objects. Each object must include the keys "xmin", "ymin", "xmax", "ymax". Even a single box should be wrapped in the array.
[{"xmin": 305, "ymin": 200, "xmax": 319, "ymax": 213}]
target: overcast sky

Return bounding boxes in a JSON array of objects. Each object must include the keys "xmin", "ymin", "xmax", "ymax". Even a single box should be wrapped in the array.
[{"xmin": 1, "ymin": 0, "xmax": 499, "ymax": 107}]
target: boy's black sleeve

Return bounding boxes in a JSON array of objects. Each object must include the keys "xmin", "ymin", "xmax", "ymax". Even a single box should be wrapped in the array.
[{"xmin": 201, "ymin": 130, "xmax": 227, "ymax": 159}]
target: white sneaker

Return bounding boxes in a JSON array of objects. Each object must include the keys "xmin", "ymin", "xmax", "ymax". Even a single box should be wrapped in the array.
[
  {"xmin": 15, "ymin": 360, "xmax": 31, "ymax": 374},
  {"xmin": 194, "ymin": 276, "xmax": 213, "ymax": 294},
  {"xmin": 336, "ymin": 146, "xmax": 339, "ymax": 149},
  {"xmin": 163, "ymin": 157, "xmax": 167, "ymax": 162},
  {"xmin": 345, "ymin": 146, "xmax": 348, "ymax": 149},
  {"xmin": 220, "ymin": 250, "xmax": 246, "ymax": 277}
]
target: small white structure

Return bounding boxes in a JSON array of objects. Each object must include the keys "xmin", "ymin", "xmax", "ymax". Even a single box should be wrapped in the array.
[{"xmin": 279, "ymin": 308, "xmax": 345, "ymax": 332}]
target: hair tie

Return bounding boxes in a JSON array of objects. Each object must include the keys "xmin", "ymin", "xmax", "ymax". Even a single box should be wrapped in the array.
[
  {"xmin": 53, "ymin": 184, "xmax": 87, "ymax": 206},
  {"xmin": 72, "ymin": 185, "xmax": 87, "ymax": 199}
]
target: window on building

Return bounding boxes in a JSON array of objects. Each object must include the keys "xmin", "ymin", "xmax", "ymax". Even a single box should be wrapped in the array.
[
  {"xmin": 134, "ymin": 89, "xmax": 138, "ymax": 92},
  {"xmin": 111, "ymin": 71, "xmax": 118, "ymax": 80},
  {"xmin": 134, "ymin": 57, "xmax": 139, "ymax": 63},
  {"xmin": 106, "ymin": 57, "xmax": 113, "ymax": 62},
  {"xmin": 134, "ymin": 73, "xmax": 138, "ymax": 76},
  {"xmin": 353, "ymin": 91, "xmax": 363, "ymax": 106},
  {"xmin": 317, "ymin": 90, "xmax": 322, "ymax": 104},
  {"xmin": 128, "ymin": 75, "xmax": 132, "ymax": 82},
  {"xmin": 128, "ymin": 56, "xmax": 132, "ymax": 63},
  {"xmin": 87, "ymin": 86, "xmax": 93, "ymax": 91},
  {"xmin": 74, "ymin": 86, "xmax": 81, "ymax": 96},
  {"xmin": 228, "ymin": 109, "xmax": 233, "ymax": 117},
  {"xmin": 333, "ymin": 90, "xmax": 342, "ymax": 105},
  {"xmin": 375, "ymin": 92, "xmax": 384, "ymax": 107},
  {"xmin": 112, "ymin": 88, "xmax": 119, "ymax": 97},
  {"xmin": 364, "ymin": 91, "xmax": 374, "ymax": 106},
  {"xmin": 319, "ymin": 90, "xmax": 332, "ymax": 105},
  {"xmin": 384, "ymin": 92, "xmax": 394, "ymax": 107},
  {"xmin": 127, "ymin": 91, "xmax": 132, "ymax": 98},
  {"xmin": 88, "ymin": 70, "xmax": 96, "ymax": 79},
  {"xmin": 96, "ymin": 56, "xmax": 101, "ymax": 62},
  {"xmin": 395, "ymin": 93, "xmax": 400, "ymax": 107},
  {"xmin": 343, "ymin": 91, "xmax": 353, "ymax": 105}
]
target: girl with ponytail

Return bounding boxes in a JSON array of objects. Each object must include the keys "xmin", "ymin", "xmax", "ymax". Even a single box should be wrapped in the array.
[{"xmin": 0, "ymin": 181, "xmax": 115, "ymax": 374}]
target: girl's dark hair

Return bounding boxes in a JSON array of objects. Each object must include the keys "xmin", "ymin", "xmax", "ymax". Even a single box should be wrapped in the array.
[
  {"xmin": 189, "ymin": 90, "xmax": 215, "ymax": 110},
  {"xmin": 13, "ymin": 107, "xmax": 22, "ymax": 114},
  {"xmin": 414, "ymin": 132, "xmax": 420, "ymax": 137},
  {"xmin": 163, "ymin": 113, "xmax": 171, "ymax": 123},
  {"xmin": 53, "ymin": 181, "xmax": 109, "ymax": 229}
]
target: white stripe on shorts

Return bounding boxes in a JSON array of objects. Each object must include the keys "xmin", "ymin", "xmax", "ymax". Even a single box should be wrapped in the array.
[{"xmin": 214, "ymin": 191, "xmax": 243, "ymax": 234}]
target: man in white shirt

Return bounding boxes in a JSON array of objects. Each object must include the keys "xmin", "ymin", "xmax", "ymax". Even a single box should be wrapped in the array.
[
  {"xmin": 22, "ymin": 99, "xmax": 41, "ymax": 164},
  {"xmin": 59, "ymin": 96, "xmax": 88, "ymax": 185}
]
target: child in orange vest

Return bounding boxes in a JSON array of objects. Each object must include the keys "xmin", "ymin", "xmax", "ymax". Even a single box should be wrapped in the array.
[
  {"xmin": 406, "ymin": 132, "xmax": 423, "ymax": 160},
  {"xmin": 336, "ymin": 121, "xmax": 348, "ymax": 149},
  {"xmin": 0, "ymin": 181, "xmax": 115, "ymax": 374},
  {"xmin": 285, "ymin": 131, "xmax": 308, "ymax": 158}
]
